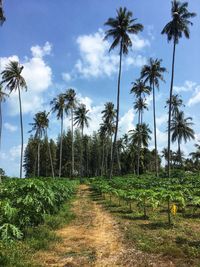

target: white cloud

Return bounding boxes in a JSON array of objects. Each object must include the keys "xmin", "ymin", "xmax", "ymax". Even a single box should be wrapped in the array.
[
  {"xmin": 9, "ymin": 145, "xmax": 21, "ymax": 161},
  {"xmin": 30, "ymin": 42, "xmax": 52, "ymax": 58},
  {"xmin": 4, "ymin": 122, "xmax": 17, "ymax": 132},
  {"xmin": 119, "ymin": 109, "xmax": 135, "ymax": 135},
  {"xmin": 188, "ymin": 85, "xmax": 200, "ymax": 106},
  {"xmin": 174, "ymin": 80, "xmax": 196, "ymax": 93},
  {"xmin": 62, "ymin": 72, "xmax": 71, "ymax": 82},
  {"xmin": 156, "ymin": 114, "xmax": 168, "ymax": 127},
  {"xmin": 64, "ymin": 29, "xmax": 149, "ymax": 79},
  {"xmin": 0, "ymin": 42, "xmax": 53, "ymax": 116},
  {"xmin": 130, "ymin": 35, "xmax": 150, "ymax": 50}
]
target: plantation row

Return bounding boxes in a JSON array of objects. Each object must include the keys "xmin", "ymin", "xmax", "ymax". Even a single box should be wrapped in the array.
[
  {"xmin": 90, "ymin": 174, "xmax": 200, "ymax": 225},
  {"xmin": 0, "ymin": 178, "xmax": 77, "ymax": 241}
]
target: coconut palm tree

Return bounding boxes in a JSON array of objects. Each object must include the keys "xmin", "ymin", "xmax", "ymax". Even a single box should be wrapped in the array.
[
  {"xmin": 29, "ymin": 111, "xmax": 54, "ymax": 178},
  {"xmin": 101, "ymin": 102, "xmax": 116, "ymax": 167},
  {"xmin": 133, "ymin": 97, "xmax": 148, "ymax": 176},
  {"xmin": 50, "ymin": 94, "xmax": 68, "ymax": 178},
  {"xmin": 141, "ymin": 58, "xmax": 166, "ymax": 177},
  {"xmin": 0, "ymin": 0, "xmax": 5, "ymax": 25},
  {"xmin": 129, "ymin": 123, "xmax": 151, "ymax": 175},
  {"xmin": 190, "ymin": 143, "xmax": 200, "ymax": 173},
  {"xmin": 131, "ymin": 79, "xmax": 150, "ymax": 123},
  {"xmin": 133, "ymin": 98, "xmax": 148, "ymax": 125},
  {"xmin": 165, "ymin": 94, "xmax": 184, "ymax": 118},
  {"xmin": 99, "ymin": 124, "xmax": 107, "ymax": 176},
  {"xmin": 129, "ymin": 123, "xmax": 152, "ymax": 149},
  {"xmin": 0, "ymin": 85, "xmax": 8, "ymax": 150},
  {"xmin": 74, "ymin": 104, "xmax": 90, "ymax": 177},
  {"xmin": 1, "ymin": 61, "xmax": 27, "ymax": 178},
  {"xmin": 171, "ymin": 111, "xmax": 195, "ymax": 165},
  {"xmin": 104, "ymin": 7, "xmax": 143, "ymax": 178},
  {"xmin": 161, "ymin": 0, "xmax": 196, "ymax": 178},
  {"xmin": 65, "ymin": 88, "xmax": 77, "ymax": 177}
]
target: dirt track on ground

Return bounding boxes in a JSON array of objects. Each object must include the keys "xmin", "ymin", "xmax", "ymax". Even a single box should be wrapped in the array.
[{"xmin": 34, "ymin": 185, "xmax": 175, "ymax": 267}]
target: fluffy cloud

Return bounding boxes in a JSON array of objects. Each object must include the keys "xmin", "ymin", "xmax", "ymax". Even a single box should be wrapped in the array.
[
  {"xmin": 62, "ymin": 72, "xmax": 71, "ymax": 82},
  {"xmin": 63, "ymin": 29, "xmax": 149, "ymax": 80},
  {"xmin": 0, "ymin": 42, "xmax": 53, "ymax": 116},
  {"xmin": 174, "ymin": 80, "xmax": 196, "ymax": 93},
  {"xmin": 119, "ymin": 109, "xmax": 135, "ymax": 135},
  {"xmin": 188, "ymin": 84, "xmax": 200, "ymax": 106},
  {"xmin": 4, "ymin": 122, "xmax": 17, "ymax": 132}
]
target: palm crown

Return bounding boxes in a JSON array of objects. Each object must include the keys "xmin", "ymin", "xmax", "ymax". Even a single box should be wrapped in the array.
[
  {"xmin": 130, "ymin": 79, "xmax": 150, "ymax": 98},
  {"xmin": 0, "ymin": 85, "xmax": 8, "ymax": 102},
  {"xmin": 161, "ymin": 0, "xmax": 196, "ymax": 44},
  {"xmin": 171, "ymin": 111, "xmax": 195, "ymax": 144},
  {"xmin": 166, "ymin": 94, "xmax": 184, "ymax": 116},
  {"xmin": 141, "ymin": 58, "xmax": 166, "ymax": 88},
  {"xmin": 74, "ymin": 104, "xmax": 90, "ymax": 130},
  {"xmin": 0, "ymin": 0, "xmax": 5, "ymax": 25},
  {"xmin": 29, "ymin": 111, "xmax": 49, "ymax": 139},
  {"xmin": 1, "ymin": 61, "xmax": 27, "ymax": 92},
  {"xmin": 65, "ymin": 88, "xmax": 77, "ymax": 110},
  {"xmin": 129, "ymin": 123, "xmax": 152, "ymax": 148},
  {"xmin": 50, "ymin": 93, "xmax": 68, "ymax": 119},
  {"xmin": 104, "ymin": 7, "xmax": 143, "ymax": 54}
]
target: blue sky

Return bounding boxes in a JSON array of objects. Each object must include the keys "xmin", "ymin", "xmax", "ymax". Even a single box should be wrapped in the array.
[{"xmin": 0, "ymin": 0, "xmax": 200, "ymax": 177}]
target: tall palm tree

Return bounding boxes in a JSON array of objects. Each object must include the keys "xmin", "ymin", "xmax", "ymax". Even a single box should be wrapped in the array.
[
  {"xmin": 133, "ymin": 97, "xmax": 148, "ymax": 176},
  {"xmin": 133, "ymin": 98, "xmax": 148, "ymax": 125},
  {"xmin": 65, "ymin": 88, "xmax": 77, "ymax": 177},
  {"xmin": 165, "ymin": 94, "xmax": 184, "ymax": 118},
  {"xmin": 101, "ymin": 102, "xmax": 116, "ymax": 168},
  {"xmin": 50, "ymin": 94, "xmax": 68, "ymax": 178},
  {"xmin": 131, "ymin": 79, "xmax": 150, "ymax": 124},
  {"xmin": 171, "ymin": 111, "xmax": 195, "ymax": 165},
  {"xmin": 0, "ymin": 85, "xmax": 8, "ymax": 150},
  {"xmin": 161, "ymin": 0, "xmax": 196, "ymax": 178},
  {"xmin": 29, "ymin": 111, "xmax": 54, "ymax": 178},
  {"xmin": 1, "ymin": 61, "xmax": 27, "ymax": 178},
  {"xmin": 104, "ymin": 7, "xmax": 143, "ymax": 178},
  {"xmin": 0, "ymin": 0, "xmax": 5, "ymax": 25},
  {"xmin": 141, "ymin": 58, "xmax": 166, "ymax": 177},
  {"xmin": 129, "ymin": 123, "xmax": 152, "ymax": 149},
  {"xmin": 74, "ymin": 104, "xmax": 90, "ymax": 177},
  {"xmin": 190, "ymin": 143, "xmax": 200, "ymax": 173}
]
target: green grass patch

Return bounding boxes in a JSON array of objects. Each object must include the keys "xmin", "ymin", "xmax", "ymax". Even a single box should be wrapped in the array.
[{"xmin": 0, "ymin": 200, "xmax": 75, "ymax": 267}]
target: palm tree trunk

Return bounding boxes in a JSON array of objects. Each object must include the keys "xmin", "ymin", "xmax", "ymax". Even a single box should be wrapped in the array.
[
  {"xmin": 178, "ymin": 138, "xmax": 181, "ymax": 166},
  {"xmin": 109, "ymin": 40, "xmax": 123, "ymax": 179},
  {"xmin": 167, "ymin": 41, "xmax": 176, "ymax": 178},
  {"xmin": 116, "ymin": 145, "xmax": 121, "ymax": 173},
  {"xmin": 137, "ymin": 110, "xmax": 141, "ymax": 176},
  {"xmin": 37, "ymin": 139, "xmax": 40, "ymax": 177},
  {"xmin": 101, "ymin": 140, "xmax": 105, "ymax": 176},
  {"xmin": 46, "ymin": 130, "xmax": 55, "ymax": 178},
  {"xmin": 59, "ymin": 115, "xmax": 63, "ymax": 178},
  {"xmin": 152, "ymin": 82, "xmax": 159, "ymax": 177},
  {"xmin": 71, "ymin": 109, "xmax": 74, "ymax": 177},
  {"xmin": 110, "ymin": 134, "xmax": 113, "ymax": 163},
  {"xmin": 18, "ymin": 86, "xmax": 24, "ymax": 178},
  {"xmin": 80, "ymin": 126, "xmax": 84, "ymax": 178}
]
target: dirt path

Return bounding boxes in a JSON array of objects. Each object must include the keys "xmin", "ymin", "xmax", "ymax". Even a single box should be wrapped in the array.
[{"xmin": 34, "ymin": 185, "xmax": 175, "ymax": 267}]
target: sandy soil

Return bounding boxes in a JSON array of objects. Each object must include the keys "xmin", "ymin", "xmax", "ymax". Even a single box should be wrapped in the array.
[{"xmin": 34, "ymin": 185, "xmax": 175, "ymax": 267}]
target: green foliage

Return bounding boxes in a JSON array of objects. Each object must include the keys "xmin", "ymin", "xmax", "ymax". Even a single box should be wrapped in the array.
[
  {"xmin": 90, "ymin": 173, "xmax": 200, "ymax": 224},
  {"xmin": 0, "ymin": 178, "xmax": 77, "ymax": 241}
]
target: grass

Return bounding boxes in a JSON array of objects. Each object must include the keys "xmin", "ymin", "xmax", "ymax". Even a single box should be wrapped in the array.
[
  {"xmin": 92, "ymin": 191, "xmax": 200, "ymax": 267},
  {"xmin": 0, "ymin": 200, "xmax": 75, "ymax": 267}
]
